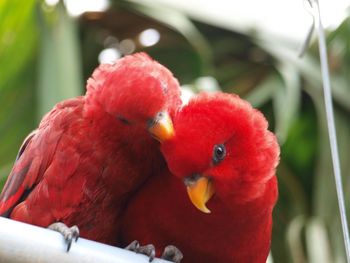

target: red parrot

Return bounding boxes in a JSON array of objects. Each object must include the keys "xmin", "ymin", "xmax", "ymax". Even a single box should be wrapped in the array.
[
  {"xmin": 0, "ymin": 53, "xmax": 181, "ymax": 248},
  {"xmin": 121, "ymin": 92, "xmax": 280, "ymax": 263}
]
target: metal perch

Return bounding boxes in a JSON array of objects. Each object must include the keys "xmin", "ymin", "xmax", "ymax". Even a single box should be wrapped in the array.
[{"xmin": 0, "ymin": 217, "xmax": 171, "ymax": 263}]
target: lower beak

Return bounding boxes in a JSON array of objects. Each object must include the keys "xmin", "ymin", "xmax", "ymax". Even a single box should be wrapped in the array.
[
  {"xmin": 185, "ymin": 176, "xmax": 215, "ymax": 213},
  {"xmin": 148, "ymin": 111, "xmax": 174, "ymax": 142}
]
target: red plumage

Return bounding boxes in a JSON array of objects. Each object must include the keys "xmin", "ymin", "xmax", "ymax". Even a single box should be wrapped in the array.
[
  {"xmin": 0, "ymin": 53, "xmax": 181, "ymax": 245},
  {"xmin": 121, "ymin": 92, "xmax": 279, "ymax": 262}
]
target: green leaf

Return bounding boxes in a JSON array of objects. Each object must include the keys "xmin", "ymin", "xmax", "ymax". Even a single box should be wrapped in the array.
[
  {"xmin": 257, "ymin": 38, "xmax": 350, "ymax": 112},
  {"xmin": 272, "ymin": 63, "xmax": 301, "ymax": 144},
  {"xmin": 244, "ymin": 73, "xmax": 280, "ymax": 108},
  {"xmin": 305, "ymin": 218, "xmax": 332, "ymax": 263},
  {"xmin": 286, "ymin": 216, "xmax": 307, "ymax": 263},
  {"xmin": 37, "ymin": 4, "xmax": 83, "ymax": 119},
  {"xmin": 0, "ymin": 64, "xmax": 37, "ymax": 191},
  {"xmin": 0, "ymin": 1, "xmax": 38, "ymax": 191},
  {"xmin": 0, "ymin": 0, "xmax": 38, "ymax": 91}
]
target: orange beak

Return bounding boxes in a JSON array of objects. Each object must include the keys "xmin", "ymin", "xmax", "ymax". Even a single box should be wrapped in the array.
[
  {"xmin": 184, "ymin": 175, "xmax": 215, "ymax": 213},
  {"xmin": 148, "ymin": 111, "xmax": 174, "ymax": 142}
]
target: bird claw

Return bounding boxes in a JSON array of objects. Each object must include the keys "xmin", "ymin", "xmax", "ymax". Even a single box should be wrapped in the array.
[
  {"xmin": 48, "ymin": 222, "xmax": 80, "ymax": 252},
  {"xmin": 161, "ymin": 245, "xmax": 183, "ymax": 263},
  {"xmin": 125, "ymin": 240, "xmax": 156, "ymax": 262}
]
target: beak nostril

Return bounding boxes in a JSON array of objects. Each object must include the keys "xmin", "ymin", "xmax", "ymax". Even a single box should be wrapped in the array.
[
  {"xmin": 147, "ymin": 111, "xmax": 174, "ymax": 142},
  {"xmin": 183, "ymin": 174, "xmax": 201, "ymax": 186},
  {"xmin": 157, "ymin": 112, "xmax": 164, "ymax": 118}
]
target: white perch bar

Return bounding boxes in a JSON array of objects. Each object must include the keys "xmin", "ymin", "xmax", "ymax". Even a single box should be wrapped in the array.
[{"xmin": 0, "ymin": 217, "xmax": 171, "ymax": 263}]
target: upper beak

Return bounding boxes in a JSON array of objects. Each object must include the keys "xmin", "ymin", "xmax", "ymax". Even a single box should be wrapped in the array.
[
  {"xmin": 148, "ymin": 111, "xmax": 174, "ymax": 142},
  {"xmin": 184, "ymin": 175, "xmax": 215, "ymax": 213}
]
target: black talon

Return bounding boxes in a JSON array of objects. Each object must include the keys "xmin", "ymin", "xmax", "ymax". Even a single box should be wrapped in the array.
[
  {"xmin": 138, "ymin": 244, "xmax": 156, "ymax": 262},
  {"xmin": 125, "ymin": 240, "xmax": 140, "ymax": 252},
  {"xmin": 48, "ymin": 222, "xmax": 80, "ymax": 252},
  {"xmin": 161, "ymin": 245, "xmax": 183, "ymax": 263},
  {"xmin": 125, "ymin": 240, "xmax": 156, "ymax": 262},
  {"xmin": 69, "ymin": 225, "xmax": 80, "ymax": 245}
]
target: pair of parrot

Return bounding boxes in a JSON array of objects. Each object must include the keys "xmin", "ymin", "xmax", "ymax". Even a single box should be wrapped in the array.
[{"xmin": 0, "ymin": 53, "xmax": 279, "ymax": 263}]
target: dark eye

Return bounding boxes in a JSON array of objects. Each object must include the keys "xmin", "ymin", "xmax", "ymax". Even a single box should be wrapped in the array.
[{"xmin": 213, "ymin": 144, "xmax": 226, "ymax": 164}]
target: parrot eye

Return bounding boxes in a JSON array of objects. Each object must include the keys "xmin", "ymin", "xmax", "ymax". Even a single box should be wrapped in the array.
[
  {"xmin": 116, "ymin": 115, "xmax": 131, "ymax": 125},
  {"xmin": 213, "ymin": 144, "xmax": 226, "ymax": 164}
]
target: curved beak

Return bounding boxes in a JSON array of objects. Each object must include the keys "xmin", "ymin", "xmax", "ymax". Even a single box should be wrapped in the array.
[
  {"xmin": 184, "ymin": 175, "xmax": 215, "ymax": 213},
  {"xmin": 148, "ymin": 111, "xmax": 174, "ymax": 142}
]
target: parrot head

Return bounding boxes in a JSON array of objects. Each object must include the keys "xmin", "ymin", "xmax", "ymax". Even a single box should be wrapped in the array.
[
  {"xmin": 161, "ymin": 92, "xmax": 280, "ymax": 213},
  {"xmin": 85, "ymin": 52, "xmax": 181, "ymax": 142}
]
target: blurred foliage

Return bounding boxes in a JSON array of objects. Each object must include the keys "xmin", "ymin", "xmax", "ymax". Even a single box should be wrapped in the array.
[
  {"xmin": 37, "ymin": 3, "xmax": 83, "ymax": 117},
  {"xmin": 0, "ymin": 0, "xmax": 82, "ymax": 185},
  {"xmin": 0, "ymin": 0, "xmax": 38, "ymax": 186},
  {"xmin": 1, "ymin": 0, "xmax": 350, "ymax": 262}
]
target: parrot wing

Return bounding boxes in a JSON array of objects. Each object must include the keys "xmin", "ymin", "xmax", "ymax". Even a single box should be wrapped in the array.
[
  {"xmin": 0, "ymin": 97, "xmax": 83, "ymax": 217},
  {"xmin": 0, "ymin": 131, "xmax": 39, "ymax": 217}
]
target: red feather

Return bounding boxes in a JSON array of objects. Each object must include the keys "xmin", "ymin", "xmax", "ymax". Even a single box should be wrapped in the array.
[
  {"xmin": 0, "ymin": 53, "xmax": 181, "ymax": 245},
  {"xmin": 121, "ymin": 92, "xmax": 279, "ymax": 262}
]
